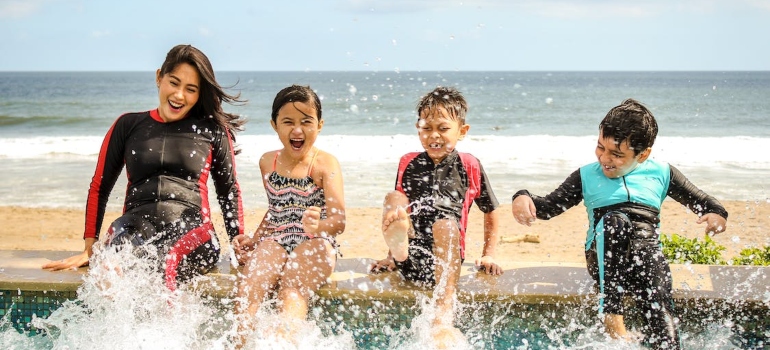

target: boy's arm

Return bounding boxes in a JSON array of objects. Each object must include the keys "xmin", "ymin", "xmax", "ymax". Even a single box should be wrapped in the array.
[
  {"xmin": 476, "ymin": 208, "xmax": 503, "ymax": 275},
  {"xmin": 512, "ymin": 169, "xmax": 583, "ymax": 220},
  {"xmin": 667, "ymin": 165, "xmax": 728, "ymax": 235}
]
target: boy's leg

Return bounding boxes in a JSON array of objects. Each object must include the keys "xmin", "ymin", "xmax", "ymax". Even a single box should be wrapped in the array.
[
  {"xmin": 382, "ymin": 191, "xmax": 411, "ymax": 261},
  {"xmin": 629, "ymin": 240, "xmax": 681, "ymax": 350},
  {"xmin": 604, "ymin": 314, "xmax": 629, "ymax": 339},
  {"xmin": 235, "ymin": 241, "xmax": 288, "ymax": 342},
  {"xmin": 587, "ymin": 211, "xmax": 633, "ymax": 339},
  {"xmin": 277, "ymin": 238, "xmax": 336, "ymax": 320},
  {"xmin": 431, "ymin": 218, "xmax": 463, "ymax": 329}
]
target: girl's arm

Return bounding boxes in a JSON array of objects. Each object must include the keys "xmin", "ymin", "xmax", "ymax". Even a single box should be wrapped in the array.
[{"xmin": 305, "ymin": 151, "xmax": 346, "ymax": 238}]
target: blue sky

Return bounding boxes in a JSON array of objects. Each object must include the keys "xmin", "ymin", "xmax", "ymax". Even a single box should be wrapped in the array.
[{"xmin": 1, "ymin": 0, "xmax": 769, "ymax": 71}]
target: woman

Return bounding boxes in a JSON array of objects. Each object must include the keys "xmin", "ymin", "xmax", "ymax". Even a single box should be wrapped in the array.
[{"xmin": 42, "ymin": 44, "xmax": 246, "ymax": 291}]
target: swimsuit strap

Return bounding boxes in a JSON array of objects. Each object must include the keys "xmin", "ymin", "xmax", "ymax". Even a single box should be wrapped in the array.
[
  {"xmin": 307, "ymin": 148, "xmax": 320, "ymax": 177},
  {"xmin": 272, "ymin": 151, "xmax": 280, "ymax": 172}
]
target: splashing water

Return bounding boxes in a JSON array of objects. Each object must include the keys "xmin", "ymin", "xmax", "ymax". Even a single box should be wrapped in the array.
[
  {"xmin": 0, "ymin": 245, "xmax": 357, "ymax": 350},
  {"xmin": 0, "ymin": 241, "xmax": 765, "ymax": 349}
]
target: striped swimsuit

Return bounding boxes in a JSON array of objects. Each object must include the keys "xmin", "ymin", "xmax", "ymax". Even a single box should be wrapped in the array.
[{"xmin": 261, "ymin": 151, "xmax": 335, "ymax": 253}]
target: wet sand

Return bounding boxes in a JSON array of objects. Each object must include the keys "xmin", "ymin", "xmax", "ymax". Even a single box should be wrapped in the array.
[{"xmin": 2, "ymin": 200, "xmax": 768, "ymax": 266}]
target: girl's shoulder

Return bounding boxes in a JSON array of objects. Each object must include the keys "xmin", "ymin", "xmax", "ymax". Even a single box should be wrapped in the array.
[
  {"xmin": 314, "ymin": 148, "xmax": 341, "ymax": 167},
  {"xmin": 258, "ymin": 150, "xmax": 281, "ymax": 169},
  {"xmin": 309, "ymin": 149, "xmax": 341, "ymax": 177}
]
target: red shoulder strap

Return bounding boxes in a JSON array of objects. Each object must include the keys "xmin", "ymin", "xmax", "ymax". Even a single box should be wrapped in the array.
[
  {"xmin": 395, "ymin": 152, "xmax": 421, "ymax": 193},
  {"xmin": 458, "ymin": 152, "xmax": 481, "ymax": 199}
]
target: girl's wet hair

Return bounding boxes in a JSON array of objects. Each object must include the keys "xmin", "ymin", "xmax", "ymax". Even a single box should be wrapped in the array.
[
  {"xmin": 159, "ymin": 44, "xmax": 246, "ymax": 137},
  {"xmin": 599, "ymin": 98, "xmax": 658, "ymax": 156},
  {"xmin": 416, "ymin": 86, "xmax": 468, "ymax": 124},
  {"xmin": 271, "ymin": 85, "xmax": 322, "ymax": 123}
]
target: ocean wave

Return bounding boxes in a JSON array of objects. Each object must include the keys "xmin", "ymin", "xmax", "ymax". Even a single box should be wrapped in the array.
[
  {"xmin": 2, "ymin": 134, "xmax": 770, "ymax": 167},
  {"xmin": 0, "ymin": 114, "xmax": 96, "ymax": 127}
]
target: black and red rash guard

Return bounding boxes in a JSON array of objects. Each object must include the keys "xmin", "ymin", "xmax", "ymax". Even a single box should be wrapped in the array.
[{"xmin": 84, "ymin": 109, "xmax": 244, "ymax": 241}]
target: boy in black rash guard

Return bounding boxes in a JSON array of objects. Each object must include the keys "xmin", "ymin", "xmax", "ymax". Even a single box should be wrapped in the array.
[
  {"xmin": 371, "ymin": 86, "xmax": 503, "ymax": 348},
  {"xmin": 511, "ymin": 99, "xmax": 728, "ymax": 350},
  {"xmin": 42, "ymin": 44, "xmax": 246, "ymax": 291}
]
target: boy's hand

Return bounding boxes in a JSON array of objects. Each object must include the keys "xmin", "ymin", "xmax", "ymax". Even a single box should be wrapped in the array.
[
  {"xmin": 698, "ymin": 213, "xmax": 727, "ymax": 236},
  {"xmin": 512, "ymin": 195, "xmax": 537, "ymax": 226},
  {"xmin": 475, "ymin": 255, "xmax": 503, "ymax": 275},
  {"xmin": 301, "ymin": 206, "xmax": 323, "ymax": 235},
  {"xmin": 369, "ymin": 255, "xmax": 397, "ymax": 273}
]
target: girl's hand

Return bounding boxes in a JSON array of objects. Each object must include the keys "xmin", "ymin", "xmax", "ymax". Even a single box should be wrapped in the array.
[
  {"xmin": 301, "ymin": 206, "xmax": 323, "ymax": 235},
  {"xmin": 231, "ymin": 234, "xmax": 256, "ymax": 264}
]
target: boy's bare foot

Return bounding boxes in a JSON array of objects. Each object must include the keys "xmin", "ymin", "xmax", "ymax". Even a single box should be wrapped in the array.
[
  {"xmin": 431, "ymin": 325, "xmax": 466, "ymax": 350},
  {"xmin": 382, "ymin": 207, "xmax": 410, "ymax": 261}
]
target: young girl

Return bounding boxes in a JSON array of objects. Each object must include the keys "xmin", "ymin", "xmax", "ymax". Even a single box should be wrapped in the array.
[{"xmin": 232, "ymin": 85, "xmax": 345, "ymax": 343}]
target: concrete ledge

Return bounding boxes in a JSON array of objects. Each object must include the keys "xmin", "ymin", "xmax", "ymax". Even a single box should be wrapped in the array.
[{"xmin": 1, "ymin": 250, "xmax": 768, "ymax": 308}]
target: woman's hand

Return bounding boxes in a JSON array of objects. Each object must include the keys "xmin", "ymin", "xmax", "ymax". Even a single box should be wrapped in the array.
[{"xmin": 42, "ymin": 238, "xmax": 96, "ymax": 270}]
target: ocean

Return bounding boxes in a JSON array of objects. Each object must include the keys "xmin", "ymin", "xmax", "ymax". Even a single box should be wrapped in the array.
[{"xmin": 1, "ymin": 71, "xmax": 769, "ymax": 210}]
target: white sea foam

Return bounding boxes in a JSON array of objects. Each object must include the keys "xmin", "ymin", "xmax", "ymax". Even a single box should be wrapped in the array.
[
  {"xmin": 1, "ymin": 134, "xmax": 768, "ymax": 208},
  {"xmin": 3, "ymin": 134, "xmax": 770, "ymax": 166}
]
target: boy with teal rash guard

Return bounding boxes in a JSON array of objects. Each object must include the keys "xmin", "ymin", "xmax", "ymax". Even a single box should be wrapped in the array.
[{"xmin": 511, "ymin": 99, "xmax": 728, "ymax": 350}]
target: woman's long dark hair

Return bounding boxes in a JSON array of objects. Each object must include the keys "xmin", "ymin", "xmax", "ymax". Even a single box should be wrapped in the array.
[{"xmin": 159, "ymin": 44, "xmax": 246, "ymax": 138}]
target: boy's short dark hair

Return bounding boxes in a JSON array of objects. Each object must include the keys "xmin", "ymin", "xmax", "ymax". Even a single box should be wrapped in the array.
[
  {"xmin": 417, "ymin": 86, "xmax": 468, "ymax": 125},
  {"xmin": 599, "ymin": 98, "xmax": 658, "ymax": 156}
]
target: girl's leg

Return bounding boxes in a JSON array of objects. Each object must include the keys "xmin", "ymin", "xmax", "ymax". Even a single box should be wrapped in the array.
[
  {"xmin": 277, "ymin": 238, "xmax": 336, "ymax": 320},
  {"xmin": 235, "ymin": 241, "xmax": 289, "ymax": 338}
]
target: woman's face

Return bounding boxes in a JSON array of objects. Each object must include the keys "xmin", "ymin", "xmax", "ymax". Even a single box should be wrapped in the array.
[{"xmin": 155, "ymin": 63, "xmax": 200, "ymax": 123}]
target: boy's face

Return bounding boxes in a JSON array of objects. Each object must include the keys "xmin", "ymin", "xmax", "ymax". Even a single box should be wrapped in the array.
[
  {"xmin": 595, "ymin": 131, "xmax": 651, "ymax": 178},
  {"xmin": 416, "ymin": 107, "xmax": 470, "ymax": 164}
]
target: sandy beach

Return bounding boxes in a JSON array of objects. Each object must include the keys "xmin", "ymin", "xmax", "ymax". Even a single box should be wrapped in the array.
[{"xmin": 1, "ymin": 200, "xmax": 768, "ymax": 265}]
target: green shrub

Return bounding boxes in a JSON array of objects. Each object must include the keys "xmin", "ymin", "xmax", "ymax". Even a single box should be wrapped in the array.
[
  {"xmin": 731, "ymin": 246, "xmax": 770, "ymax": 266},
  {"xmin": 660, "ymin": 233, "xmax": 726, "ymax": 265}
]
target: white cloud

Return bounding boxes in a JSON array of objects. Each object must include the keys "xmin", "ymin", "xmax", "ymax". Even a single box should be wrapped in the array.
[
  {"xmin": 340, "ymin": 0, "xmax": 465, "ymax": 13},
  {"xmin": 0, "ymin": 0, "xmax": 44, "ymax": 18},
  {"xmin": 340, "ymin": 0, "xmax": 770, "ymax": 19},
  {"xmin": 90, "ymin": 30, "xmax": 110, "ymax": 38},
  {"xmin": 744, "ymin": 0, "xmax": 770, "ymax": 11},
  {"xmin": 514, "ymin": 1, "xmax": 663, "ymax": 19},
  {"xmin": 199, "ymin": 27, "xmax": 212, "ymax": 37}
]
